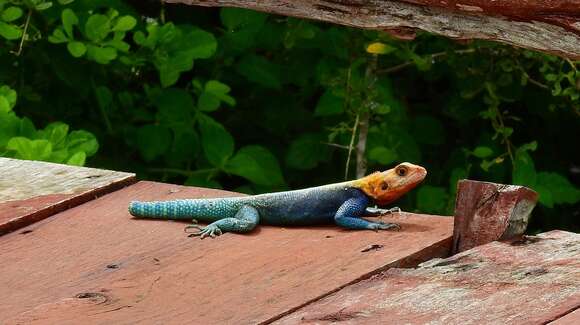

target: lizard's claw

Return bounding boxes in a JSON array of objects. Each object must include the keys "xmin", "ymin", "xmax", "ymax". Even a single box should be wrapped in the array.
[
  {"xmin": 371, "ymin": 222, "xmax": 401, "ymax": 231},
  {"xmin": 187, "ymin": 224, "xmax": 223, "ymax": 239}
]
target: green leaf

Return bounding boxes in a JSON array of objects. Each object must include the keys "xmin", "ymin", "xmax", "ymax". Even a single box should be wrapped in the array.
[
  {"xmin": 67, "ymin": 41, "xmax": 86, "ymax": 57},
  {"xmin": 48, "ymin": 28, "xmax": 68, "ymax": 43},
  {"xmin": 1, "ymin": 7, "xmax": 23, "ymax": 22},
  {"xmin": 0, "ymin": 85, "xmax": 17, "ymax": 110},
  {"xmin": 155, "ymin": 88, "xmax": 195, "ymax": 129},
  {"xmin": 0, "ymin": 21, "xmax": 22, "ymax": 40},
  {"xmin": 197, "ymin": 92, "xmax": 220, "ymax": 112},
  {"xmin": 512, "ymin": 151, "xmax": 536, "ymax": 187},
  {"xmin": 159, "ymin": 65, "xmax": 182, "ymax": 88},
  {"xmin": 167, "ymin": 130, "xmax": 200, "ymax": 164},
  {"xmin": 136, "ymin": 124, "xmax": 172, "ymax": 161},
  {"xmin": 66, "ymin": 130, "xmax": 99, "ymax": 156},
  {"xmin": 314, "ymin": 90, "xmax": 343, "ymax": 116},
  {"xmin": 35, "ymin": 2, "xmax": 53, "ymax": 10},
  {"xmin": 198, "ymin": 114, "xmax": 234, "ymax": 167},
  {"xmin": 536, "ymin": 172, "xmax": 580, "ymax": 205},
  {"xmin": 205, "ymin": 80, "xmax": 235, "ymax": 106},
  {"xmin": 285, "ymin": 134, "xmax": 329, "ymax": 170},
  {"xmin": 85, "ymin": 14, "xmax": 110, "ymax": 42},
  {"xmin": 535, "ymin": 184, "xmax": 554, "ymax": 208},
  {"xmin": 226, "ymin": 145, "xmax": 285, "ymax": 186},
  {"xmin": 518, "ymin": 141, "xmax": 538, "ymax": 153},
  {"xmin": 112, "ymin": 16, "xmax": 136, "ymax": 32},
  {"xmin": 41, "ymin": 122, "xmax": 69, "ymax": 148},
  {"xmin": 18, "ymin": 117, "xmax": 36, "ymax": 139},
  {"xmin": 198, "ymin": 80, "xmax": 236, "ymax": 111},
  {"xmin": 473, "ymin": 146, "xmax": 493, "ymax": 158},
  {"xmin": 87, "ymin": 45, "xmax": 117, "ymax": 64},
  {"xmin": 7, "ymin": 137, "xmax": 53, "ymax": 161},
  {"xmin": 368, "ymin": 146, "xmax": 398, "ymax": 165},
  {"xmin": 417, "ymin": 185, "xmax": 448, "ymax": 214},
  {"xmin": 67, "ymin": 151, "xmax": 86, "ymax": 166},
  {"xmin": 236, "ymin": 55, "xmax": 281, "ymax": 89},
  {"xmin": 0, "ymin": 96, "xmax": 10, "ymax": 113},
  {"xmin": 184, "ymin": 29, "xmax": 217, "ymax": 59},
  {"xmin": 61, "ymin": 8, "xmax": 78, "ymax": 39}
]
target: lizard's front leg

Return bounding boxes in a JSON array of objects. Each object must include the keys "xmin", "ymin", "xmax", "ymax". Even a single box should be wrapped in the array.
[
  {"xmin": 185, "ymin": 205, "xmax": 260, "ymax": 239},
  {"xmin": 334, "ymin": 195, "xmax": 400, "ymax": 231}
]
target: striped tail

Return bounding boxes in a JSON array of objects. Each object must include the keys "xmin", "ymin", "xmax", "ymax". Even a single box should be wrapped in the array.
[
  {"xmin": 128, "ymin": 198, "xmax": 242, "ymax": 220},
  {"xmin": 129, "ymin": 200, "xmax": 201, "ymax": 220}
]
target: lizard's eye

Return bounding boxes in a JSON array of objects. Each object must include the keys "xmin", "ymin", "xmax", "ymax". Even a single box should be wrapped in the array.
[
  {"xmin": 380, "ymin": 182, "xmax": 389, "ymax": 191},
  {"xmin": 396, "ymin": 166, "xmax": 407, "ymax": 177}
]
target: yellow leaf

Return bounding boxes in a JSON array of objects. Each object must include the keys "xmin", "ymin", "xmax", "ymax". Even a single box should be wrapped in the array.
[{"xmin": 366, "ymin": 42, "xmax": 395, "ymax": 55}]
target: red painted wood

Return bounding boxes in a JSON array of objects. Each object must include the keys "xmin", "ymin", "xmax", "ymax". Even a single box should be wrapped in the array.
[
  {"xmin": 452, "ymin": 180, "xmax": 538, "ymax": 253},
  {"xmin": 0, "ymin": 181, "xmax": 453, "ymax": 325},
  {"xmin": 275, "ymin": 231, "xmax": 580, "ymax": 325},
  {"xmin": 0, "ymin": 158, "xmax": 135, "ymax": 235}
]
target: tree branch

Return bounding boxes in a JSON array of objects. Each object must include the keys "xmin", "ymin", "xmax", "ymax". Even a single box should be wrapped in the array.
[{"xmin": 165, "ymin": 0, "xmax": 580, "ymax": 59}]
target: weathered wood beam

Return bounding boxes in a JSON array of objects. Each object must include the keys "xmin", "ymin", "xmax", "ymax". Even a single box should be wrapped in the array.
[
  {"xmin": 452, "ymin": 180, "xmax": 538, "ymax": 254},
  {"xmin": 275, "ymin": 230, "xmax": 580, "ymax": 324},
  {"xmin": 165, "ymin": 0, "xmax": 580, "ymax": 59}
]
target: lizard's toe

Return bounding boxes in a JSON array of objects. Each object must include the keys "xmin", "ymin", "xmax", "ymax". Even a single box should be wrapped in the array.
[
  {"xmin": 190, "ymin": 225, "xmax": 222, "ymax": 239},
  {"xmin": 377, "ymin": 222, "xmax": 401, "ymax": 231},
  {"xmin": 184, "ymin": 224, "xmax": 203, "ymax": 233},
  {"xmin": 370, "ymin": 222, "xmax": 400, "ymax": 231}
]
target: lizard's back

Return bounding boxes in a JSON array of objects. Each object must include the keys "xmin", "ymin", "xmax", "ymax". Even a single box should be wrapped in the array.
[{"xmin": 129, "ymin": 181, "xmax": 360, "ymax": 226}]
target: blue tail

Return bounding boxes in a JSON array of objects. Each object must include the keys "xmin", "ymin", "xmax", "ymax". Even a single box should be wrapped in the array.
[
  {"xmin": 128, "ymin": 198, "xmax": 242, "ymax": 221},
  {"xmin": 128, "ymin": 200, "xmax": 194, "ymax": 219}
]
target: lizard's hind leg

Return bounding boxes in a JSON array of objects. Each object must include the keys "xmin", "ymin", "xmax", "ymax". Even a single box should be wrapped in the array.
[{"xmin": 185, "ymin": 205, "xmax": 260, "ymax": 239}]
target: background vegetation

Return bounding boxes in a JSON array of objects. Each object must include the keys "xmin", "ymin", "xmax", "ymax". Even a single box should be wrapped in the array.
[{"xmin": 1, "ymin": 0, "xmax": 578, "ymax": 232}]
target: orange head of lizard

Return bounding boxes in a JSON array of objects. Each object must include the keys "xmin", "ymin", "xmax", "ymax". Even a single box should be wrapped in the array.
[{"xmin": 354, "ymin": 162, "xmax": 427, "ymax": 205}]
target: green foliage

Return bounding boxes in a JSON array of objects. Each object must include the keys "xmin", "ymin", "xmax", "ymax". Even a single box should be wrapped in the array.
[
  {"xmin": 0, "ymin": 85, "xmax": 98, "ymax": 164},
  {"xmin": 0, "ymin": 1, "xmax": 578, "ymax": 232}
]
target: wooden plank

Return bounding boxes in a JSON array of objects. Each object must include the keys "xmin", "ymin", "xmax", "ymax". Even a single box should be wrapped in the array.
[
  {"xmin": 0, "ymin": 158, "xmax": 135, "ymax": 235},
  {"xmin": 275, "ymin": 230, "xmax": 580, "ymax": 325},
  {"xmin": 452, "ymin": 180, "xmax": 538, "ymax": 253},
  {"xmin": 550, "ymin": 308, "xmax": 580, "ymax": 325},
  {"xmin": 0, "ymin": 181, "xmax": 453, "ymax": 325}
]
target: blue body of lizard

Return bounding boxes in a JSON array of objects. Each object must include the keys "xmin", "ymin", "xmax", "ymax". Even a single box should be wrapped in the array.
[{"xmin": 129, "ymin": 162, "xmax": 427, "ymax": 238}]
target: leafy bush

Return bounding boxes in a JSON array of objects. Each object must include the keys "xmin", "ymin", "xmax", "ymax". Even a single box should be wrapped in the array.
[{"xmin": 0, "ymin": 0, "xmax": 578, "ymax": 232}]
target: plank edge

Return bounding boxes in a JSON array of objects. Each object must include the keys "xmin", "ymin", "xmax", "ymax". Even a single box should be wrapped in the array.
[{"xmin": 0, "ymin": 175, "xmax": 137, "ymax": 236}]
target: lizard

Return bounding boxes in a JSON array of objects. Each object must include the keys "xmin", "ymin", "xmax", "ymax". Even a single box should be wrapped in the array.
[{"xmin": 128, "ymin": 162, "xmax": 427, "ymax": 239}]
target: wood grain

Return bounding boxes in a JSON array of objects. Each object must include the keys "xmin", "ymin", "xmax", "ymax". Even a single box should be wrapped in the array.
[
  {"xmin": 166, "ymin": 0, "xmax": 580, "ymax": 59},
  {"xmin": 0, "ymin": 158, "xmax": 135, "ymax": 235},
  {"xmin": 275, "ymin": 230, "xmax": 580, "ymax": 325},
  {"xmin": 0, "ymin": 181, "xmax": 453, "ymax": 325}
]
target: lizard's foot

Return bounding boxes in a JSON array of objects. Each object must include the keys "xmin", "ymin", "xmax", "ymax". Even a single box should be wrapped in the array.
[
  {"xmin": 369, "ymin": 222, "xmax": 401, "ymax": 231},
  {"xmin": 186, "ymin": 224, "xmax": 223, "ymax": 239}
]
